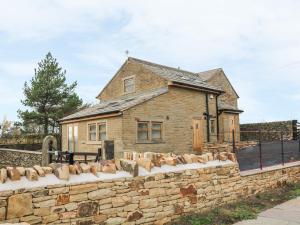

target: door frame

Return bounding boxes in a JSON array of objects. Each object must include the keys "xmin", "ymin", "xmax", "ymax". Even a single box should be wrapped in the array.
[{"xmin": 192, "ymin": 117, "xmax": 204, "ymax": 152}]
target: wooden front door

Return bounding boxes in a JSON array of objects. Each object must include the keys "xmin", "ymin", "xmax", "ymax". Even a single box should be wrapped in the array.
[
  {"xmin": 193, "ymin": 118, "xmax": 203, "ymax": 151},
  {"xmin": 222, "ymin": 115, "xmax": 235, "ymax": 142}
]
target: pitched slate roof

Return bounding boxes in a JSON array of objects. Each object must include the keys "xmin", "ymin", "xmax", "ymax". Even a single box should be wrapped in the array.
[
  {"xmin": 128, "ymin": 57, "xmax": 223, "ymax": 93},
  {"xmin": 60, "ymin": 87, "xmax": 168, "ymax": 121},
  {"xmin": 197, "ymin": 68, "xmax": 239, "ymax": 98},
  {"xmin": 196, "ymin": 68, "xmax": 222, "ymax": 81}
]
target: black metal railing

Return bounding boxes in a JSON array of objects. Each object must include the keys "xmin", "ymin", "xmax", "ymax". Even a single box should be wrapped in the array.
[
  {"xmin": 228, "ymin": 130, "xmax": 300, "ymax": 171},
  {"xmin": 48, "ymin": 148, "xmax": 102, "ymax": 164}
]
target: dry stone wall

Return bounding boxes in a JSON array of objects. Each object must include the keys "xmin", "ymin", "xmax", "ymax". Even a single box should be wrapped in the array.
[
  {"xmin": 240, "ymin": 120, "xmax": 298, "ymax": 141},
  {"xmin": 0, "ymin": 149, "xmax": 42, "ymax": 168},
  {"xmin": 0, "ymin": 163, "xmax": 300, "ymax": 225}
]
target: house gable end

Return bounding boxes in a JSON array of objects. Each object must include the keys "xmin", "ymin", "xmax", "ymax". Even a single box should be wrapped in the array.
[
  {"xmin": 205, "ymin": 69, "xmax": 239, "ymax": 99},
  {"xmin": 97, "ymin": 59, "xmax": 169, "ymax": 101}
]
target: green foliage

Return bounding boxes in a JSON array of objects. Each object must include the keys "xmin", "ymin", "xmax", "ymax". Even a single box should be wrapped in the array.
[{"xmin": 18, "ymin": 52, "xmax": 83, "ymax": 134}]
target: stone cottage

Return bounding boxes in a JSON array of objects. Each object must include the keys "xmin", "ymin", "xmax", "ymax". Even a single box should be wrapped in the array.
[{"xmin": 59, "ymin": 57, "xmax": 243, "ymax": 158}]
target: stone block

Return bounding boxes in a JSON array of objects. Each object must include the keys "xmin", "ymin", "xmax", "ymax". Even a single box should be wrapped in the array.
[
  {"xmin": 120, "ymin": 159, "xmax": 139, "ymax": 177},
  {"xmin": 0, "ymin": 168, "xmax": 7, "ymax": 183},
  {"xmin": 49, "ymin": 187, "xmax": 69, "ymax": 195},
  {"xmin": 54, "ymin": 164, "xmax": 69, "ymax": 180},
  {"xmin": 70, "ymin": 193, "xmax": 88, "ymax": 202},
  {"xmin": 33, "ymin": 207, "xmax": 50, "ymax": 216},
  {"xmin": 80, "ymin": 163, "xmax": 91, "ymax": 173},
  {"xmin": 70, "ymin": 183, "xmax": 98, "ymax": 194},
  {"xmin": 69, "ymin": 165, "xmax": 77, "ymax": 174},
  {"xmin": 7, "ymin": 193, "xmax": 33, "ymax": 219},
  {"xmin": 25, "ymin": 168, "xmax": 38, "ymax": 181},
  {"xmin": 42, "ymin": 166, "xmax": 53, "ymax": 174},
  {"xmin": 56, "ymin": 194, "xmax": 70, "ymax": 205},
  {"xmin": 227, "ymin": 152, "xmax": 237, "ymax": 162},
  {"xmin": 7, "ymin": 167, "xmax": 21, "ymax": 181},
  {"xmin": 137, "ymin": 158, "xmax": 153, "ymax": 172},
  {"xmin": 42, "ymin": 214, "xmax": 59, "ymax": 224},
  {"xmin": 77, "ymin": 201, "xmax": 98, "ymax": 217},
  {"xmin": 0, "ymin": 207, "xmax": 5, "ymax": 220},
  {"xmin": 106, "ymin": 217, "xmax": 126, "ymax": 225},
  {"xmin": 127, "ymin": 210, "xmax": 143, "ymax": 222},
  {"xmin": 74, "ymin": 161, "xmax": 83, "ymax": 174},
  {"xmin": 124, "ymin": 203, "xmax": 138, "ymax": 212},
  {"xmin": 94, "ymin": 214, "xmax": 107, "ymax": 223},
  {"xmin": 164, "ymin": 157, "xmax": 177, "ymax": 166},
  {"xmin": 88, "ymin": 189, "xmax": 116, "ymax": 200},
  {"xmin": 111, "ymin": 196, "xmax": 131, "ymax": 207},
  {"xmin": 102, "ymin": 163, "xmax": 117, "ymax": 174},
  {"xmin": 64, "ymin": 202, "xmax": 78, "ymax": 211},
  {"xmin": 16, "ymin": 167, "xmax": 25, "ymax": 176},
  {"xmin": 33, "ymin": 165, "xmax": 45, "ymax": 177},
  {"xmin": 140, "ymin": 198, "xmax": 158, "ymax": 209}
]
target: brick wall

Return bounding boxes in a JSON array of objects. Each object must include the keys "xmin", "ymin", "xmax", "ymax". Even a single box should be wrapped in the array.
[{"xmin": 1, "ymin": 162, "xmax": 300, "ymax": 224}]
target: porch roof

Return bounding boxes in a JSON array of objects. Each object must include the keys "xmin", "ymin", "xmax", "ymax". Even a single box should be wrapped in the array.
[
  {"xmin": 218, "ymin": 102, "xmax": 243, "ymax": 114},
  {"xmin": 59, "ymin": 87, "xmax": 169, "ymax": 122}
]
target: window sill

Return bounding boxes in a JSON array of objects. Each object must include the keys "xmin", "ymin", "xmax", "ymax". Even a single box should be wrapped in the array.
[
  {"xmin": 86, "ymin": 141, "xmax": 102, "ymax": 145},
  {"xmin": 136, "ymin": 140, "xmax": 165, "ymax": 144}
]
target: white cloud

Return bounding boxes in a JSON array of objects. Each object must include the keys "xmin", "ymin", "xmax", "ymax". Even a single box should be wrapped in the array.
[{"xmin": 0, "ymin": 61, "xmax": 35, "ymax": 77}]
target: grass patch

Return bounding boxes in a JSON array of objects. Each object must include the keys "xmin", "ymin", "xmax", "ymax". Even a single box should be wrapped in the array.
[{"xmin": 171, "ymin": 182, "xmax": 300, "ymax": 225}]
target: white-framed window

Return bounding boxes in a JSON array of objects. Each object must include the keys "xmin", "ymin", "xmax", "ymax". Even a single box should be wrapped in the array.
[
  {"xmin": 67, "ymin": 124, "xmax": 78, "ymax": 152},
  {"xmin": 98, "ymin": 123, "xmax": 107, "ymax": 141},
  {"xmin": 68, "ymin": 125, "xmax": 73, "ymax": 151},
  {"xmin": 137, "ymin": 121, "xmax": 163, "ymax": 142},
  {"xmin": 88, "ymin": 123, "xmax": 97, "ymax": 141},
  {"xmin": 123, "ymin": 76, "xmax": 135, "ymax": 94},
  {"xmin": 87, "ymin": 121, "xmax": 107, "ymax": 142}
]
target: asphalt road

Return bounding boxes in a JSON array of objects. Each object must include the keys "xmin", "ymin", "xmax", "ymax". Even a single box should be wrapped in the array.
[{"xmin": 237, "ymin": 140, "xmax": 300, "ymax": 171}]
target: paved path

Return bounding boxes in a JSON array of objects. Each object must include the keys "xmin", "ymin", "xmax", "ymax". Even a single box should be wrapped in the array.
[{"xmin": 235, "ymin": 197, "xmax": 300, "ymax": 225}]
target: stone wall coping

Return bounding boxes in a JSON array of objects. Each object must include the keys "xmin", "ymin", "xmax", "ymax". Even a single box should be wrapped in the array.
[
  {"xmin": 0, "ymin": 148, "xmax": 42, "ymax": 155},
  {"xmin": 0, "ymin": 161, "xmax": 235, "ymax": 194},
  {"xmin": 240, "ymin": 160, "xmax": 300, "ymax": 176}
]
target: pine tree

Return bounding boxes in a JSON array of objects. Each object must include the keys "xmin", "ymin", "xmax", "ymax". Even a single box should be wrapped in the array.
[{"xmin": 18, "ymin": 52, "xmax": 83, "ymax": 134}]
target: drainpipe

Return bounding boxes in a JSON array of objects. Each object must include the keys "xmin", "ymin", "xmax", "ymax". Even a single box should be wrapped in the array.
[
  {"xmin": 205, "ymin": 93, "xmax": 210, "ymax": 142},
  {"xmin": 216, "ymin": 95, "xmax": 219, "ymax": 141}
]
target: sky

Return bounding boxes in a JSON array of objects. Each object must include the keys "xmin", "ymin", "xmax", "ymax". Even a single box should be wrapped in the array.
[{"xmin": 0, "ymin": 0, "xmax": 300, "ymax": 124}]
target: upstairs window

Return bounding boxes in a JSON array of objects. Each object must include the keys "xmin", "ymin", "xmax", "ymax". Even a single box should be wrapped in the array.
[{"xmin": 124, "ymin": 77, "xmax": 135, "ymax": 94}]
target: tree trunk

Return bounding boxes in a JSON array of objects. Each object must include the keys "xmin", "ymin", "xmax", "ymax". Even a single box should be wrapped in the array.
[{"xmin": 44, "ymin": 117, "xmax": 48, "ymax": 135}]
